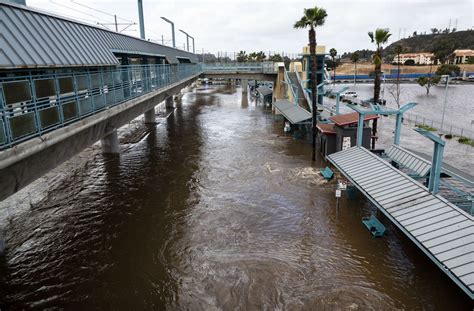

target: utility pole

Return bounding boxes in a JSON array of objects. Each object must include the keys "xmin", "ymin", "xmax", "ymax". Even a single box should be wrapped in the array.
[{"xmin": 137, "ymin": 0, "xmax": 145, "ymax": 39}]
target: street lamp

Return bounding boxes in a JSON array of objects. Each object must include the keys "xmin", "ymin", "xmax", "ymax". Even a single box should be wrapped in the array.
[
  {"xmin": 160, "ymin": 17, "xmax": 175, "ymax": 48},
  {"xmin": 188, "ymin": 35, "xmax": 195, "ymax": 54},
  {"xmin": 440, "ymin": 74, "xmax": 450, "ymax": 131},
  {"xmin": 179, "ymin": 29, "xmax": 190, "ymax": 52}
]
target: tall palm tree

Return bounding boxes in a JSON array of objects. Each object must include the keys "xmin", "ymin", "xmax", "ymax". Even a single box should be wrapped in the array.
[
  {"xmin": 368, "ymin": 28, "xmax": 391, "ymax": 149},
  {"xmin": 368, "ymin": 28, "xmax": 391, "ymax": 103},
  {"xmin": 294, "ymin": 6, "xmax": 327, "ymax": 161},
  {"xmin": 350, "ymin": 52, "xmax": 360, "ymax": 87},
  {"xmin": 329, "ymin": 48, "xmax": 337, "ymax": 85}
]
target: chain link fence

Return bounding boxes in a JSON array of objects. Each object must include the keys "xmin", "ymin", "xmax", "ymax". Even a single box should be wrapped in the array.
[{"xmin": 404, "ymin": 113, "xmax": 473, "ymax": 140}]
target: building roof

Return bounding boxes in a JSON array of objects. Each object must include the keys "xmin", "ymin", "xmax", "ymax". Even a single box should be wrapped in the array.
[
  {"xmin": 329, "ymin": 112, "xmax": 378, "ymax": 126},
  {"xmin": 452, "ymin": 49, "xmax": 474, "ymax": 57},
  {"xmin": 316, "ymin": 123, "xmax": 336, "ymax": 135},
  {"xmin": 0, "ymin": 1, "xmax": 198, "ymax": 69}
]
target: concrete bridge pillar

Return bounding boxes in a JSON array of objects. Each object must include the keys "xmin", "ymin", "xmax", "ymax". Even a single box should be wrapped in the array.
[
  {"xmin": 101, "ymin": 130, "xmax": 119, "ymax": 154},
  {"xmin": 144, "ymin": 107, "xmax": 155, "ymax": 124},
  {"xmin": 0, "ymin": 229, "xmax": 5, "ymax": 255},
  {"xmin": 242, "ymin": 79, "xmax": 248, "ymax": 93},
  {"xmin": 165, "ymin": 96, "xmax": 174, "ymax": 109}
]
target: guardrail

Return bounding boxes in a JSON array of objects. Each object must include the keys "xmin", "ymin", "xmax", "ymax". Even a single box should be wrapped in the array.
[
  {"xmin": 294, "ymin": 67, "xmax": 313, "ymax": 110},
  {"xmin": 0, "ymin": 63, "xmax": 201, "ymax": 150},
  {"xmin": 334, "ymin": 72, "xmax": 474, "ymax": 81},
  {"xmin": 202, "ymin": 62, "xmax": 277, "ymax": 73},
  {"xmin": 283, "ymin": 68, "xmax": 298, "ymax": 105}
]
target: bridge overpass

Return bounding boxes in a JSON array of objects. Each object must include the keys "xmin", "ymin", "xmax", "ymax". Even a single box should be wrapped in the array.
[{"xmin": 0, "ymin": 2, "xmax": 202, "ymax": 201}]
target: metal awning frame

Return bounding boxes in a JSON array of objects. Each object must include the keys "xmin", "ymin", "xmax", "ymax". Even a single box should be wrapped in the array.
[{"xmin": 347, "ymin": 102, "xmax": 417, "ymax": 146}]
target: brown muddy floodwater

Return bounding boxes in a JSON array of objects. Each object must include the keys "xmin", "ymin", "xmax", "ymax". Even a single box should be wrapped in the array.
[{"xmin": 0, "ymin": 85, "xmax": 472, "ymax": 310}]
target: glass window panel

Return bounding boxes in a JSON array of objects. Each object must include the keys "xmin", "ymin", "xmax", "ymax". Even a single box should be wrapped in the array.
[
  {"xmin": 62, "ymin": 101, "xmax": 78, "ymax": 121},
  {"xmin": 2, "ymin": 80, "xmax": 31, "ymax": 105},
  {"xmin": 93, "ymin": 94, "xmax": 105, "ymax": 109},
  {"xmin": 39, "ymin": 106, "xmax": 60, "ymax": 129},
  {"xmin": 9, "ymin": 112, "xmax": 37, "ymax": 139},
  {"xmin": 90, "ymin": 73, "xmax": 102, "ymax": 89},
  {"xmin": 58, "ymin": 77, "xmax": 74, "ymax": 94},
  {"xmin": 34, "ymin": 79, "xmax": 56, "ymax": 98},
  {"xmin": 76, "ymin": 76, "xmax": 89, "ymax": 91},
  {"xmin": 79, "ymin": 97, "xmax": 93, "ymax": 115},
  {"xmin": 0, "ymin": 119, "xmax": 6, "ymax": 145}
]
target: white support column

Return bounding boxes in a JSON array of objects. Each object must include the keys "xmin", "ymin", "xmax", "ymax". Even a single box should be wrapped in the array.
[
  {"xmin": 101, "ymin": 130, "xmax": 119, "ymax": 154},
  {"xmin": 242, "ymin": 79, "xmax": 248, "ymax": 93},
  {"xmin": 165, "ymin": 96, "xmax": 174, "ymax": 109},
  {"xmin": 144, "ymin": 107, "xmax": 155, "ymax": 123}
]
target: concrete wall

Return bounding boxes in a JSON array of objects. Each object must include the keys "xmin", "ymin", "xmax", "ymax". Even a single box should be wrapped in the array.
[{"xmin": 0, "ymin": 74, "xmax": 200, "ymax": 202}]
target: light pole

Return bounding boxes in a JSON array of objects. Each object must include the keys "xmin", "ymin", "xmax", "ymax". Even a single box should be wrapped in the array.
[
  {"xmin": 188, "ymin": 35, "xmax": 195, "ymax": 54},
  {"xmin": 179, "ymin": 29, "xmax": 190, "ymax": 52},
  {"xmin": 440, "ymin": 74, "xmax": 450, "ymax": 131},
  {"xmin": 160, "ymin": 17, "xmax": 175, "ymax": 48},
  {"xmin": 137, "ymin": 0, "xmax": 145, "ymax": 39}
]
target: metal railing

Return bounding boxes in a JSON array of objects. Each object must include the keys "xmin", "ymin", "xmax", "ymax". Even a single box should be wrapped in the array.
[
  {"xmin": 202, "ymin": 62, "xmax": 277, "ymax": 73},
  {"xmin": 0, "ymin": 63, "xmax": 201, "ymax": 149},
  {"xmin": 403, "ymin": 113, "xmax": 473, "ymax": 140},
  {"xmin": 283, "ymin": 68, "xmax": 298, "ymax": 105},
  {"xmin": 294, "ymin": 67, "xmax": 312, "ymax": 109}
]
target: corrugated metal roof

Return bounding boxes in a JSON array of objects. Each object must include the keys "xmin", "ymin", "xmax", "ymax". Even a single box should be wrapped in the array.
[
  {"xmin": 329, "ymin": 112, "xmax": 378, "ymax": 126},
  {"xmin": 386, "ymin": 145, "xmax": 431, "ymax": 177},
  {"xmin": 328, "ymin": 146, "xmax": 474, "ymax": 299},
  {"xmin": 0, "ymin": 1, "xmax": 198, "ymax": 68},
  {"xmin": 273, "ymin": 99, "xmax": 311, "ymax": 124},
  {"xmin": 316, "ymin": 123, "xmax": 336, "ymax": 134},
  {"xmin": 257, "ymin": 86, "xmax": 272, "ymax": 96}
]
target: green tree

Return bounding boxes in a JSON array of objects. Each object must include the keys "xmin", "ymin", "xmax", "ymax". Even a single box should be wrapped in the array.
[
  {"xmin": 268, "ymin": 54, "xmax": 284, "ymax": 62},
  {"xmin": 436, "ymin": 64, "xmax": 461, "ymax": 76},
  {"xmin": 329, "ymin": 48, "xmax": 337, "ymax": 85},
  {"xmin": 368, "ymin": 28, "xmax": 391, "ymax": 149},
  {"xmin": 432, "ymin": 39, "xmax": 456, "ymax": 64},
  {"xmin": 350, "ymin": 52, "xmax": 360, "ymax": 86},
  {"xmin": 417, "ymin": 75, "xmax": 441, "ymax": 94},
  {"xmin": 236, "ymin": 51, "xmax": 248, "ymax": 63},
  {"xmin": 294, "ymin": 6, "xmax": 327, "ymax": 161}
]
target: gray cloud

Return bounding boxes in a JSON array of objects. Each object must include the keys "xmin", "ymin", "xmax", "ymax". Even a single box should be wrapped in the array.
[{"xmin": 28, "ymin": 0, "xmax": 473, "ymax": 55}]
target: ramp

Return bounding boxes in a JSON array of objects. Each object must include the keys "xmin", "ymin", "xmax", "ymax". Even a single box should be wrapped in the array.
[{"xmin": 328, "ymin": 146, "xmax": 474, "ymax": 299}]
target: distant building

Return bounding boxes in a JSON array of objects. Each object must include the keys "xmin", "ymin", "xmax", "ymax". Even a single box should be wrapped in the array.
[
  {"xmin": 449, "ymin": 49, "xmax": 474, "ymax": 64},
  {"xmin": 393, "ymin": 53, "xmax": 435, "ymax": 65}
]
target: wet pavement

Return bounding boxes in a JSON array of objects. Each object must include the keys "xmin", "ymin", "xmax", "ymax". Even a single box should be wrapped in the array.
[{"xmin": 0, "ymin": 85, "xmax": 472, "ymax": 310}]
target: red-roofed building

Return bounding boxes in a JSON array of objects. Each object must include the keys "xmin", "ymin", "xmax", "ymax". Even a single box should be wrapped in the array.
[{"xmin": 317, "ymin": 112, "xmax": 378, "ymax": 157}]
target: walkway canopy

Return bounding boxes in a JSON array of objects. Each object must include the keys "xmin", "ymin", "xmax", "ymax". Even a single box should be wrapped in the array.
[
  {"xmin": 273, "ymin": 99, "xmax": 311, "ymax": 124},
  {"xmin": 328, "ymin": 146, "xmax": 474, "ymax": 299}
]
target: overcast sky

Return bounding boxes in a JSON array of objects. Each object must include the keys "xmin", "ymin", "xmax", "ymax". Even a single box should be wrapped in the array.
[{"xmin": 28, "ymin": 0, "xmax": 474, "ymax": 56}]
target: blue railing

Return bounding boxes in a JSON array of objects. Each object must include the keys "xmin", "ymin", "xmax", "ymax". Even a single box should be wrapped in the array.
[
  {"xmin": 0, "ymin": 63, "xmax": 201, "ymax": 149},
  {"xmin": 202, "ymin": 62, "xmax": 276, "ymax": 73}
]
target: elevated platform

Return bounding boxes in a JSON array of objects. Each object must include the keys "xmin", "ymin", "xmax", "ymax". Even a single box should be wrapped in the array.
[{"xmin": 328, "ymin": 146, "xmax": 474, "ymax": 299}]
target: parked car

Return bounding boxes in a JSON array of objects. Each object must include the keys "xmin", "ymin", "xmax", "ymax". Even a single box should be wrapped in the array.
[{"xmin": 341, "ymin": 91, "xmax": 358, "ymax": 98}]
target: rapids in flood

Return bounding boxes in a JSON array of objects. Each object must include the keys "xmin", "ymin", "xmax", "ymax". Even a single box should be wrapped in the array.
[{"xmin": 0, "ymin": 85, "xmax": 471, "ymax": 310}]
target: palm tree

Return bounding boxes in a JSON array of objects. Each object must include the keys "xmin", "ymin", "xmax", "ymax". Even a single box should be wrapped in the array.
[
  {"xmin": 329, "ymin": 48, "xmax": 337, "ymax": 85},
  {"xmin": 368, "ymin": 28, "xmax": 391, "ymax": 103},
  {"xmin": 294, "ymin": 6, "xmax": 327, "ymax": 161},
  {"xmin": 368, "ymin": 28, "xmax": 391, "ymax": 150},
  {"xmin": 350, "ymin": 52, "xmax": 360, "ymax": 87}
]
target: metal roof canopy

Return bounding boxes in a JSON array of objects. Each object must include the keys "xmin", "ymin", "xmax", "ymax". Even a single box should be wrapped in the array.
[
  {"xmin": 273, "ymin": 99, "xmax": 312, "ymax": 124},
  {"xmin": 328, "ymin": 146, "xmax": 474, "ymax": 299},
  {"xmin": 0, "ymin": 1, "xmax": 198, "ymax": 69},
  {"xmin": 257, "ymin": 86, "xmax": 272, "ymax": 96}
]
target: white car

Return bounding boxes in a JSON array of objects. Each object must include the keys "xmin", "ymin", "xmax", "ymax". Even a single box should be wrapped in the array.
[{"xmin": 341, "ymin": 91, "xmax": 358, "ymax": 98}]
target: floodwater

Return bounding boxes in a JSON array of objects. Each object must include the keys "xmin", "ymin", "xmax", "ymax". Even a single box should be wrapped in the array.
[
  {"xmin": 0, "ymin": 85, "xmax": 472, "ymax": 310},
  {"xmin": 331, "ymin": 82, "xmax": 474, "ymax": 130}
]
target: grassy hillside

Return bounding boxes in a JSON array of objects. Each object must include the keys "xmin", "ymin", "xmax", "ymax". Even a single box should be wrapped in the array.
[{"xmin": 384, "ymin": 30, "xmax": 474, "ymax": 56}]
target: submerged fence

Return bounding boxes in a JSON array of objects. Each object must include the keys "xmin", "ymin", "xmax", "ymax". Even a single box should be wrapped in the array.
[
  {"xmin": 403, "ymin": 113, "xmax": 473, "ymax": 139},
  {"xmin": 0, "ymin": 63, "xmax": 201, "ymax": 149}
]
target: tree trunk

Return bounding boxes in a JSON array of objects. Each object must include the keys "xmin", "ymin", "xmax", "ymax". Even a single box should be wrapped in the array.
[
  {"xmin": 309, "ymin": 26, "xmax": 317, "ymax": 161},
  {"xmin": 372, "ymin": 49, "xmax": 382, "ymax": 150}
]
